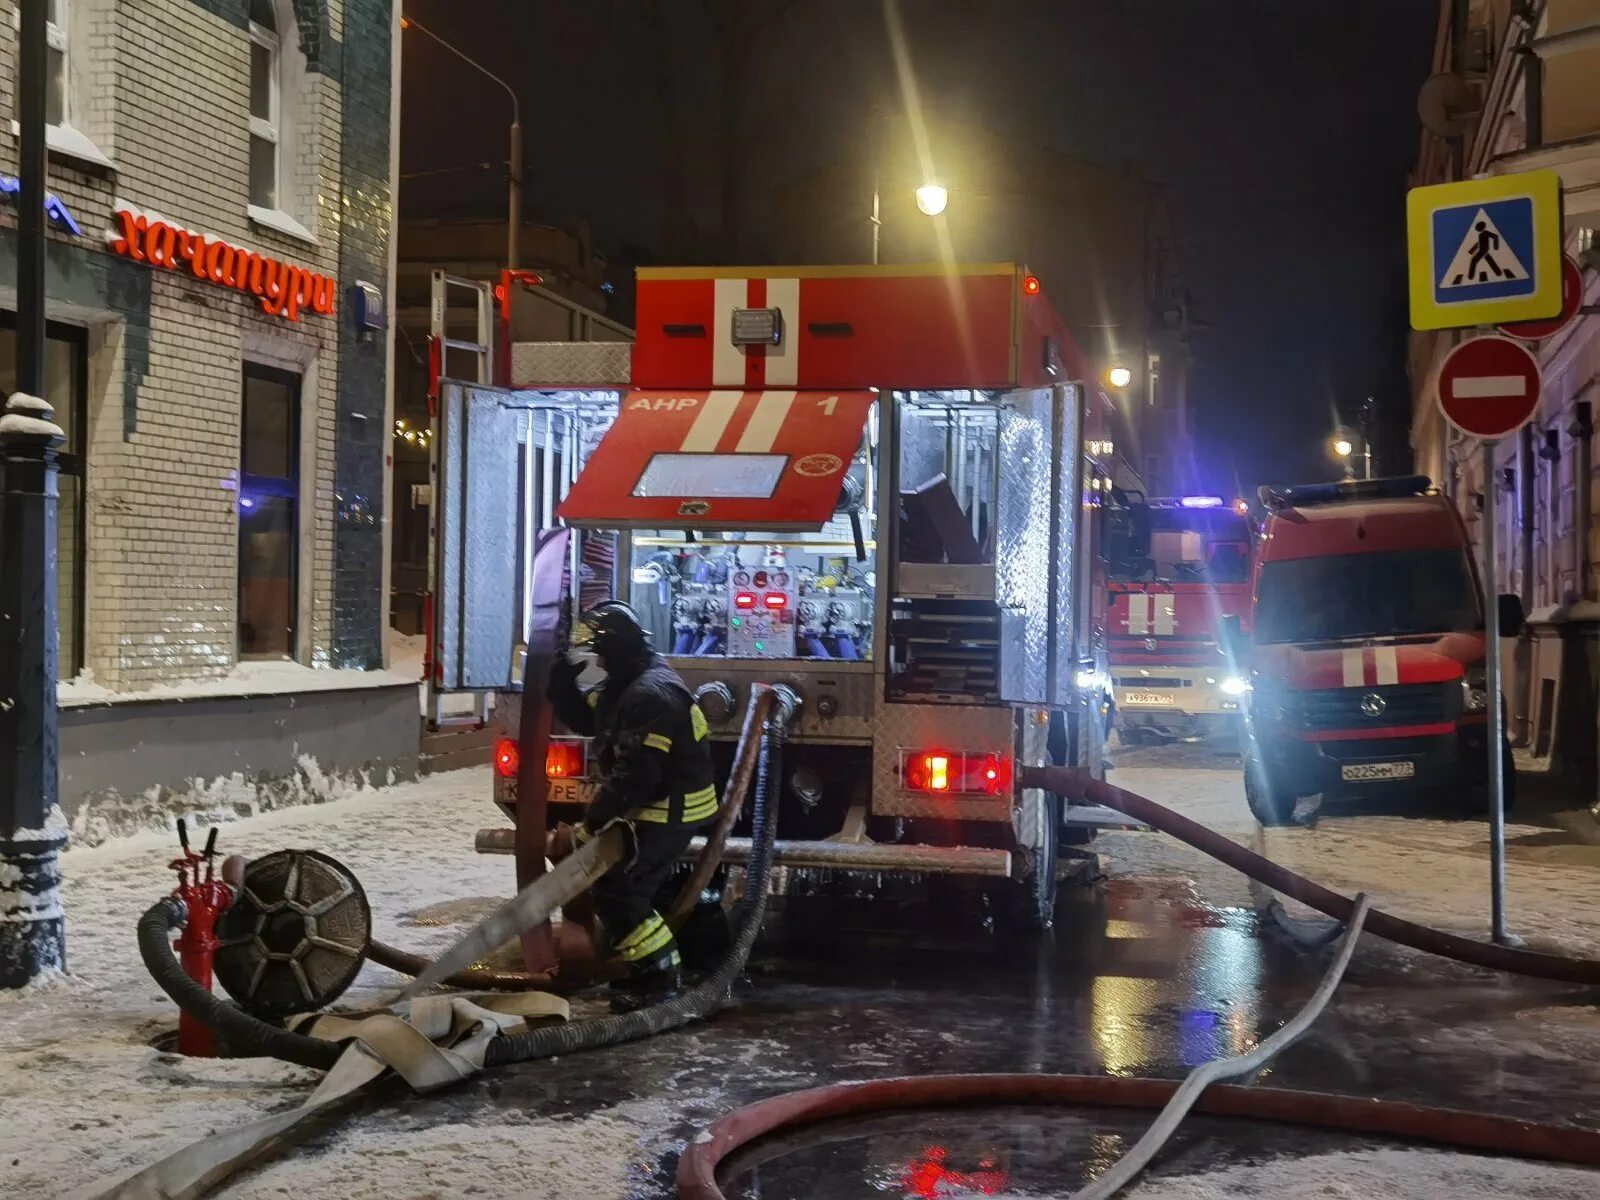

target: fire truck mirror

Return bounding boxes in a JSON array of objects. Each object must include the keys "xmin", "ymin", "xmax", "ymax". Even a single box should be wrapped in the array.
[{"xmin": 1497, "ymin": 593, "xmax": 1525, "ymax": 638}]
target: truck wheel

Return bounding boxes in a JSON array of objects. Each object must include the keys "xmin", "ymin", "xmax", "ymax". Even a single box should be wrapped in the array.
[{"xmin": 1244, "ymin": 759, "xmax": 1295, "ymax": 827}]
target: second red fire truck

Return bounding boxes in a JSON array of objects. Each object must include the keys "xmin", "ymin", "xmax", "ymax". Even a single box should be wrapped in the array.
[{"xmin": 1106, "ymin": 494, "xmax": 1255, "ymax": 743}]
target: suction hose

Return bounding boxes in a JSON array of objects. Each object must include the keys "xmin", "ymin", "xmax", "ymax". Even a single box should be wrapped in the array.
[{"xmin": 136, "ymin": 685, "xmax": 796, "ymax": 1075}]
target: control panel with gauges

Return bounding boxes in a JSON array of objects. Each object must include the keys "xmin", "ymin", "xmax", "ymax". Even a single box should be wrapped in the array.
[{"xmin": 726, "ymin": 563, "xmax": 798, "ymax": 658}]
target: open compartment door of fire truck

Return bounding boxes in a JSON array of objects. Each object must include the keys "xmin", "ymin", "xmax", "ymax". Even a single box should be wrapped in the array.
[{"xmin": 432, "ymin": 378, "xmax": 619, "ymax": 692}]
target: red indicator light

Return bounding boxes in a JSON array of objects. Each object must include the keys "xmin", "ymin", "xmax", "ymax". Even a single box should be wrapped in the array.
[
  {"xmin": 546, "ymin": 741, "xmax": 584, "ymax": 779},
  {"xmin": 494, "ymin": 738, "xmax": 520, "ymax": 778},
  {"xmin": 763, "ymin": 592, "xmax": 788, "ymax": 609},
  {"xmin": 1022, "ymin": 274, "xmax": 1041, "ymax": 296},
  {"xmin": 980, "ymin": 753, "xmax": 1011, "ymax": 795},
  {"xmin": 754, "ymin": 570, "xmax": 769, "ymax": 587},
  {"xmin": 734, "ymin": 591, "xmax": 757, "ymax": 609}
]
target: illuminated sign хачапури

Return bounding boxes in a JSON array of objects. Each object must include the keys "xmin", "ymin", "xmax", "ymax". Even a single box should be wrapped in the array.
[{"xmin": 108, "ymin": 207, "xmax": 336, "ymax": 322}]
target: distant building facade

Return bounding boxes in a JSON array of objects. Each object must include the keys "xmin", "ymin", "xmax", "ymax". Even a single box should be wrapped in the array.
[
  {"xmin": 769, "ymin": 122, "xmax": 1195, "ymax": 497},
  {"xmin": 1408, "ymin": 0, "xmax": 1600, "ymax": 775}
]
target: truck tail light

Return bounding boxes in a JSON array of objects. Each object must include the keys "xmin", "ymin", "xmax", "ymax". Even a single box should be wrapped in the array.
[
  {"xmin": 494, "ymin": 738, "xmax": 520, "ymax": 778},
  {"xmin": 546, "ymin": 739, "xmax": 586, "ymax": 779},
  {"xmin": 901, "ymin": 750, "xmax": 1011, "ymax": 796}
]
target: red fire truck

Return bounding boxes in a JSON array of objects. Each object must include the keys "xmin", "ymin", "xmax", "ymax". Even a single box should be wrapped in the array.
[
  {"xmin": 431, "ymin": 263, "xmax": 1138, "ymax": 926},
  {"xmin": 1232, "ymin": 476, "xmax": 1522, "ymax": 824},
  {"xmin": 1106, "ymin": 495, "xmax": 1254, "ymax": 743}
]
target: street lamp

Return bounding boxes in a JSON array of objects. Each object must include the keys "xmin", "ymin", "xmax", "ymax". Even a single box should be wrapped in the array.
[
  {"xmin": 401, "ymin": 14, "xmax": 522, "ymax": 270},
  {"xmin": 1106, "ymin": 365, "xmax": 1133, "ymax": 390},
  {"xmin": 1332, "ymin": 436, "xmax": 1354, "ymax": 458},
  {"xmin": 915, "ymin": 182, "xmax": 948, "ymax": 217}
]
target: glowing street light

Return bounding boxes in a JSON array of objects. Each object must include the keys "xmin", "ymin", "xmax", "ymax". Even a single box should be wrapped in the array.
[
  {"xmin": 915, "ymin": 182, "xmax": 949, "ymax": 216},
  {"xmin": 1106, "ymin": 365, "xmax": 1133, "ymax": 389},
  {"xmin": 1332, "ymin": 436, "xmax": 1354, "ymax": 458}
]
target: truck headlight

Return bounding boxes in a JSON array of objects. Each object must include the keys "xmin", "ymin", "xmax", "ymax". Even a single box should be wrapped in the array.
[
  {"xmin": 1076, "ymin": 668, "xmax": 1100, "ymax": 690},
  {"xmin": 1462, "ymin": 665, "xmax": 1488, "ymax": 712},
  {"xmin": 1219, "ymin": 675, "xmax": 1250, "ymax": 697}
]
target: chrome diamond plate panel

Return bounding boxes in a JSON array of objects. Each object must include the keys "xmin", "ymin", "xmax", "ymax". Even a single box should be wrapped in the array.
[
  {"xmin": 995, "ymin": 389, "xmax": 1053, "ymax": 705},
  {"xmin": 511, "ymin": 341, "xmax": 632, "ymax": 387},
  {"xmin": 436, "ymin": 381, "xmax": 523, "ymax": 690},
  {"xmin": 1052, "ymin": 385, "xmax": 1083, "ymax": 706},
  {"xmin": 870, "ymin": 702, "xmax": 1015, "ymax": 821}
]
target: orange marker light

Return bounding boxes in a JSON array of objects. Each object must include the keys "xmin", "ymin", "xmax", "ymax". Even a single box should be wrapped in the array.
[
  {"xmin": 1022, "ymin": 274, "xmax": 1042, "ymax": 296},
  {"xmin": 494, "ymin": 738, "xmax": 520, "ymax": 778}
]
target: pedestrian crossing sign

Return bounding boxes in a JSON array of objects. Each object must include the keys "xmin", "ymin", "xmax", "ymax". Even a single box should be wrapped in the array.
[{"xmin": 1406, "ymin": 169, "xmax": 1563, "ymax": 331}]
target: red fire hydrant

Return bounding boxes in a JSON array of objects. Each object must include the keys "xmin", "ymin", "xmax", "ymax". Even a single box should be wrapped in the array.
[{"xmin": 168, "ymin": 820, "xmax": 233, "ymax": 1057}]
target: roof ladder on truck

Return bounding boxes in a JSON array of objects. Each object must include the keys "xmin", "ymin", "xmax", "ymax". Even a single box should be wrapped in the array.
[{"xmin": 426, "ymin": 271, "xmax": 495, "ymax": 729}]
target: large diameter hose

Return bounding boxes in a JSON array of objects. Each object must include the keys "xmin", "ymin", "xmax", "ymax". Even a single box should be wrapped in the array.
[
  {"xmin": 484, "ymin": 684, "xmax": 794, "ymax": 1068},
  {"xmin": 137, "ymin": 898, "xmax": 341, "ymax": 1071},
  {"xmin": 1023, "ymin": 766, "xmax": 1600, "ymax": 986},
  {"xmin": 676, "ymin": 1073, "xmax": 1600, "ymax": 1199}
]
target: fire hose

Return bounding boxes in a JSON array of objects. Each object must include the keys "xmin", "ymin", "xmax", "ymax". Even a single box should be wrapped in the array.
[
  {"xmin": 672, "ymin": 766, "xmax": 1600, "ymax": 1198},
  {"xmin": 362, "ymin": 684, "xmax": 779, "ymax": 993}
]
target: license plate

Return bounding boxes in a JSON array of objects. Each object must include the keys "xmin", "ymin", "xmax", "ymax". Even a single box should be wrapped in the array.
[
  {"xmin": 1340, "ymin": 761, "xmax": 1416, "ymax": 782},
  {"xmin": 1122, "ymin": 691, "xmax": 1175, "ymax": 706},
  {"xmin": 547, "ymin": 779, "xmax": 597, "ymax": 806}
]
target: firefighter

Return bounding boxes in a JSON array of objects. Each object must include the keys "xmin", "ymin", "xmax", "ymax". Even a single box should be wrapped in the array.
[{"xmin": 546, "ymin": 599, "xmax": 720, "ymax": 1012}]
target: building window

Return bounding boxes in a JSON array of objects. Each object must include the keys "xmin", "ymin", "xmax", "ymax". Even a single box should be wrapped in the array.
[
  {"xmin": 239, "ymin": 362, "xmax": 300, "ymax": 660},
  {"xmin": 1147, "ymin": 353, "xmax": 1161, "ymax": 408},
  {"xmin": 0, "ymin": 316, "xmax": 87, "ymax": 679},
  {"xmin": 45, "ymin": 0, "xmax": 67, "ymax": 127},
  {"xmin": 248, "ymin": 0, "xmax": 281, "ymax": 210}
]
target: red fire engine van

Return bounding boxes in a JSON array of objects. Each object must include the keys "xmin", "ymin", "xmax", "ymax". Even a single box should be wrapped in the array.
[
  {"xmin": 430, "ymin": 263, "xmax": 1138, "ymax": 926},
  {"xmin": 1106, "ymin": 495, "xmax": 1254, "ymax": 742},
  {"xmin": 1231, "ymin": 476, "xmax": 1523, "ymax": 825}
]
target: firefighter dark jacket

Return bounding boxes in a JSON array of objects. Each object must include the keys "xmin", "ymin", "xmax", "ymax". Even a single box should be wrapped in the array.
[{"xmin": 547, "ymin": 652, "xmax": 720, "ymax": 831}]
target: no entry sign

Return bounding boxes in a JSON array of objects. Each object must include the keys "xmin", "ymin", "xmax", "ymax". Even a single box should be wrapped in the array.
[{"xmin": 1436, "ymin": 335, "xmax": 1541, "ymax": 440}]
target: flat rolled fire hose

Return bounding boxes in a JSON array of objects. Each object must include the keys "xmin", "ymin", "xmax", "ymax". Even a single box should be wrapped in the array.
[{"xmin": 366, "ymin": 686, "xmax": 778, "ymax": 992}]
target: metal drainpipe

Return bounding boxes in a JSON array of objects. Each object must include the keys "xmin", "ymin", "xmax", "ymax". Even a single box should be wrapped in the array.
[
  {"xmin": 1571, "ymin": 401, "xmax": 1594, "ymax": 602},
  {"xmin": 1516, "ymin": 425, "xmax": 1536, "ymax": 743}
]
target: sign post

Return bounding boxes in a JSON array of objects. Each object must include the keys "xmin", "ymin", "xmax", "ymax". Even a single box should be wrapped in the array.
[{"xmin": 1436, "ymin": 333, "xmax": 1542, "ymax": 945}]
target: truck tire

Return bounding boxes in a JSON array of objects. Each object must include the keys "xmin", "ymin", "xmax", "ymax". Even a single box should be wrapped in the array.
[{"xmin": 1244, "ymin": 758, "xmax": 1295, "ymax": 827}]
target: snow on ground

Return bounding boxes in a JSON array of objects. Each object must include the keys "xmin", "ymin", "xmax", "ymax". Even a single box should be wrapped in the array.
[
  {"xmin": 1104, "ymin": 763, "xmax": 1600, "ymax": 957},
  {"xmin": 59, "ymin": 659, "xmax": 420, "ymax": 709},
  {"xmin": 1127, "ymin": 1147, "xmax": 1598, "ymax": 1199},
  {"xmin": 3, "ymin": 763, "xmax": 1598, "ymax": 1198}
]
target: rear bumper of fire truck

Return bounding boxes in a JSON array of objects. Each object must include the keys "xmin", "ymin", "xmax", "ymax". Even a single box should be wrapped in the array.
[
  {"xmin": 1256, "ymin": 721, "xmax": 1491, "ymax": 800},
  {"xmin": 1112, "ymin": 667, "xmax": 1242, "ymax": 737}
]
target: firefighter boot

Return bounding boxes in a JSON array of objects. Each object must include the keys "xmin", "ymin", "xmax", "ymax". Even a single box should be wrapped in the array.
[
  {"xmin": 609, "ymin": 947, "xmax": 683, "ymax": 1014},
  {"xmin": 609, "ymin": 912, "xmax": 684, "ymax": 1013}
]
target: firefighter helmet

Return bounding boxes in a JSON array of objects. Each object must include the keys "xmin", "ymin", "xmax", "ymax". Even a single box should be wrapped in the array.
[{"xmin": 573, "ymin": 599, "xmax": 652, "ymax": 669}]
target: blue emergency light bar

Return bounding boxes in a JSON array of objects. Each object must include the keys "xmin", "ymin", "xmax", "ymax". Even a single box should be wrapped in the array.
[
  {"xmin": 1258, "ymin": 475, "xmax": 1434, "ymax": 510},
  {"xmin": 1178, "ymin": 495, "xmax": 1225, "ymax": 509}
]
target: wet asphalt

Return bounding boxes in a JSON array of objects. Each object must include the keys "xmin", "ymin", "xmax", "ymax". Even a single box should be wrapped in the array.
[{"xmin": 405, "ymin": 738, "xmax": 1600, "ymax": 1198}]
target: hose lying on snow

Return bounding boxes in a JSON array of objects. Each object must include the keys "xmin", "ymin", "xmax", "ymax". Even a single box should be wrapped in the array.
[
  {"xmin": 1025, "ymin": 766, "xmax": 1600, "ymax": 987},
  {"xmin": 676, "ymin": 1073, "xmax": 1600, "ymax": 1200},
  {"xmin": 364, "ymin": 685, "xmax": 780, "ymax": 993},
  {"xmin": 137, "ymin": 685, "xmax": 794, "ymax": 1075}
]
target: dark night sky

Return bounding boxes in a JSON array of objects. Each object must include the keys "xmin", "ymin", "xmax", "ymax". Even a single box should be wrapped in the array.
[{"xmin": 401, "ymin": 1, "xmax": 1440, "ymax": 495}]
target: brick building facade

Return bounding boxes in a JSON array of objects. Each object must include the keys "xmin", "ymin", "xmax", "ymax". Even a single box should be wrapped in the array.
[{"xmin": 0, "ymin": 0, "xmax": 411, "ymax": 834}]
